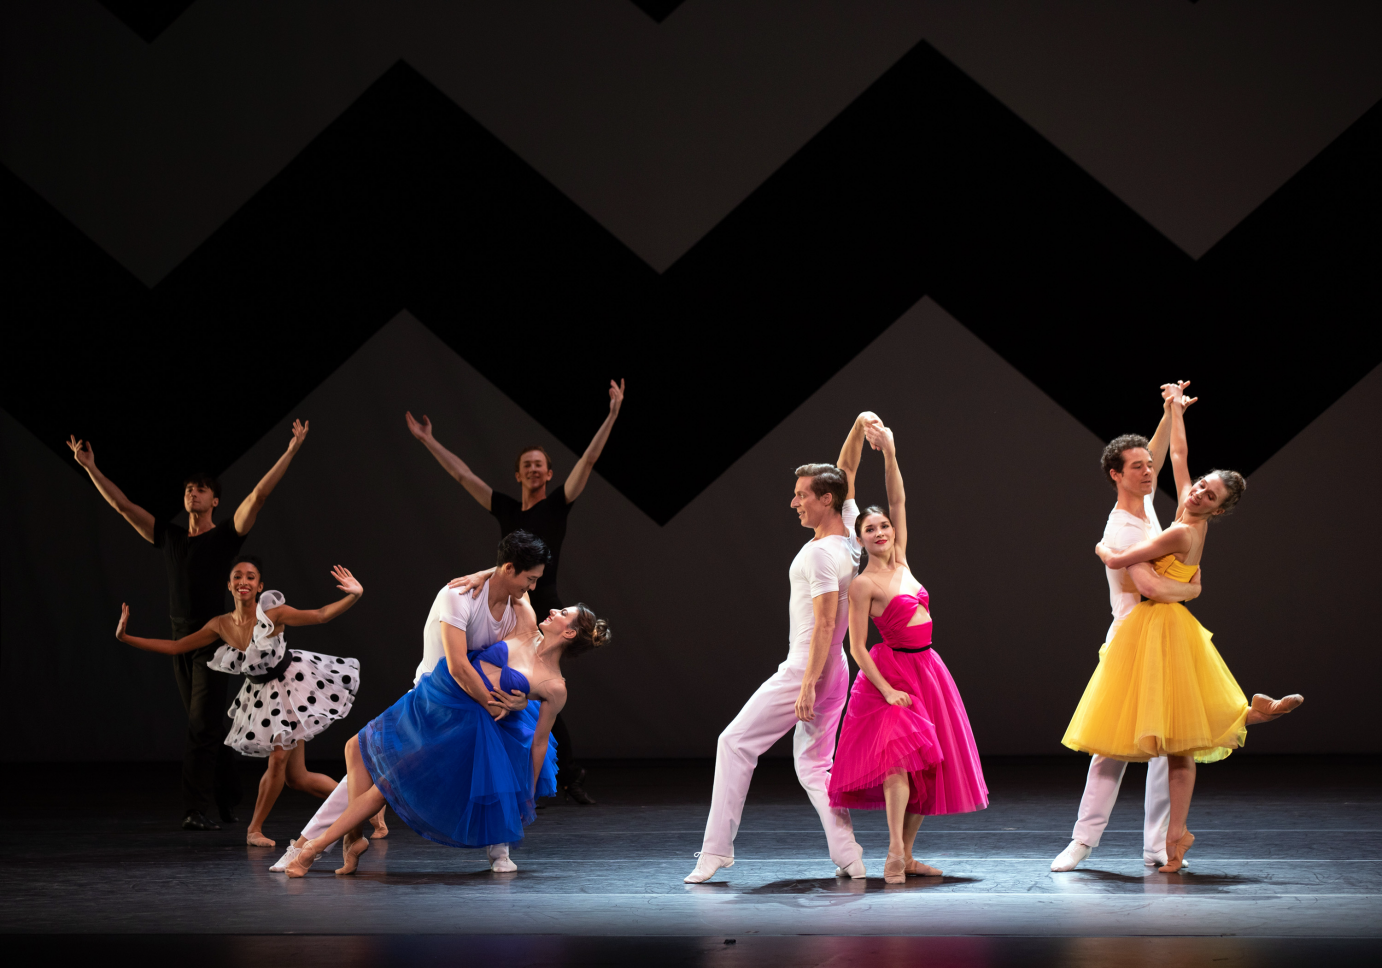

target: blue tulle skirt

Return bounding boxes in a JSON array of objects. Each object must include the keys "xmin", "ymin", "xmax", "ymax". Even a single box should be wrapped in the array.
[{"xmin": 358, "ymin": 658, "xmax": 557, "ymax": 848}]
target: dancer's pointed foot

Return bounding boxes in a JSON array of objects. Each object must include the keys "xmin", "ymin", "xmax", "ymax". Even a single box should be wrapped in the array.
[
  {"xmin": 1051, "ymin": 840, "xmax": 1092, "ymax": 872},
  {"xmin": 883, "ymin": 851, "xmax": 907, "ymax": 884},
  {"xmin": 369, "ymin": 807, "xmax": 389, "ymax": 839},
  {"xmin": 684, "ymin": 851, "xmax": 733, "ymax": 883},
  {"xmin": 903, "ymin": 857, "xmax": 943, "ymax": 877},
  {"xmin": 284, "ymin": 840, "xmax": 321, "ymax": 878},
  {"xmin": 1246, "ymin": 693, "xmax": 1304, "ymax": 725},
  {"xmin": 246, "ymin": 829, "xmax": 276, "ymax": 848},
  {"xmin": 1159, "ymin": 831, "xmax": 1195, "ymax": 873},
  {"xmin": 834, "ymin": 859, "xmax": 867, "ymax": 878},
  {"xmin": 335, "ymin": 833, "xmax": 370, "ymax": 875}
]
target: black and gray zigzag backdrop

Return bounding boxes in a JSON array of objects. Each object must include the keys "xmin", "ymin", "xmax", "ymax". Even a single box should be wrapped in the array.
[{"xmin": 3, "ymin": 2, "xmax": 1380, "ymax": 760}]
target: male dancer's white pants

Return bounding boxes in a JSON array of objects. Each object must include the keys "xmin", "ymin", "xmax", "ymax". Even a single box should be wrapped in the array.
[
  {"xmin": 1073, "ymin": 755, "xmax": 1170, "ymax": 856},
  {"xmin": 700, "ymin": 648, "xmax": 862, "ymax": 868}
]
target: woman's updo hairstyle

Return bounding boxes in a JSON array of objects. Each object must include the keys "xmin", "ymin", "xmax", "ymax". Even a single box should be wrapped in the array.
[
  {"xmin": 1204, "ymin": 470, "xmax": 1247, "ymax": 519},
  {"xmin": 229, "ymin": 554, "xmax": 266, "ymax": 582},
  {"xmin": 854, "ymin": 505, "xmax": 893, "ymax": 537},
  {"xmin": 566, "ymin": 604, "xmax": 611, "ymax": 659}
]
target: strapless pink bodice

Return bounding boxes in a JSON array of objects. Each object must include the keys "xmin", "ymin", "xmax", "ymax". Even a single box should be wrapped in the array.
[{"xmin": 873, "ymin": 588, "xmax": 932, "ymax": 649}]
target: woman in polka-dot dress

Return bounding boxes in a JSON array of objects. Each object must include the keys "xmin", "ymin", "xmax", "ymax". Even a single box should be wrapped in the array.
[{"xmin": 115, "ymin": 555, "xmax": 365, "ymax": 847}]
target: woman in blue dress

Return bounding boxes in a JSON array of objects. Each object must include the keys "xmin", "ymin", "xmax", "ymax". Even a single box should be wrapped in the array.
[{"xmin": 286, "ymin": 602, "xmax": 611, "ymax": 876}]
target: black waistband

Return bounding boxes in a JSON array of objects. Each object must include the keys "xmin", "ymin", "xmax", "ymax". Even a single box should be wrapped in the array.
[
  {"xmin": 889, "ymin": 645, "xmax": 933, "ymax": 654},
  {"xmin": 246, "ymin": 651, "xmax": 296, "ymax": 684}
]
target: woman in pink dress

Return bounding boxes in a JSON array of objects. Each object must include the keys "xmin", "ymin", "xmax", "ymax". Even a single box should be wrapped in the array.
[{"xmin": 828, "ymin": 423, "xmax": 988, "ymax": 883}]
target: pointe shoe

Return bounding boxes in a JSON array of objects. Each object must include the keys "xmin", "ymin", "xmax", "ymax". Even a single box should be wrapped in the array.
[
  {"xmin": 883, "ymin": 852, "xmax": 907, "ymax": 884},
  {"xmin": 904, "ymin": 858, "xmax": 943, "ymax": 877},
  {"xmin": 284, "ymin": 840, "xmax": 321, "ymax": 878},
  {"xmin": 834, "ymin": 859, "xmax": 867, "ymax": 878},
  {"xmin": 335, "ymin": 833, "xmax": 370, "ymax": 875},
  {"xmin": 1159, "ymin": 831, "xmax": 1195, "ymax": 873},
  {"xmin": 246, "ymin": 830, "xmax": 276, "ymax": 848},
  {"xmin": 269, "ymin": 845, "xmax": 301, "ymax": 872},
  {"xmin": 369, "ymin": 808, "xmax": 389, "ymax": 839},
  {"xmin": 1250, "ymin": 693, "xmax": 1304, "ymax": 723},
  {"xmin": 684, "ymin": 851, "xmax": 734, "ymax": 883},
  {"xmin": 487, "ymin": 843, "xmax": 517, "ymax": 873},
  {"xmin": 1051, "ymin": 840, "xmax": 1092, "ymax": 872}
]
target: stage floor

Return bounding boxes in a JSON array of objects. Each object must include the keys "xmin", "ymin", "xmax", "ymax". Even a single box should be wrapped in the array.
[{"xmin": 4, "ymin": 755, "xmax": 1379, "ymax": 965}]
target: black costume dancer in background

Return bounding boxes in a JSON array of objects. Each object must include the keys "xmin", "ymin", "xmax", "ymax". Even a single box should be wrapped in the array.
[
  {"xmin": 406, "ymin": 380, "xmax": 624, "ymax": 804},
  {"xmin": 67, "ymin": 420, "xmax": 311, "ymax": 830}
]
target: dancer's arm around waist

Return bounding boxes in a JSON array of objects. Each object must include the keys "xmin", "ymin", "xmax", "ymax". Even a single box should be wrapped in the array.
[
  {"xmin": 440, "ymin": 622, "xmax": 508, "ymax": 718},
  {"xmin": 1128, "ymin": 561, "xmax": 1201, "ymax": 604}
]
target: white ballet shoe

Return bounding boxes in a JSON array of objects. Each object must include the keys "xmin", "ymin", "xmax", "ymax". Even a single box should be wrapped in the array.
[
  {"xmin": 487, "ymin": 843, "xmax": 517, "ymax": 873},
  {"xmin": 683, "ymin": 851, "xmax": 734, "ymax": 883},
  {"xmin": 1051, "ymin": 840, "xmax": 1092, "ymax": 871},
  {"xmin": 834, "ymin": 859, "xmax": 867, "ymax": 878},
  {"xmin": 269, "ymin": 846, "xmax": 300, "ymax": 873}
]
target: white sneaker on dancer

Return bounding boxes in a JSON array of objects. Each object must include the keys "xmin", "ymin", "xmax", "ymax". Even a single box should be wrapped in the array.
[
  {"xmin": 269, "ymin": 845, "xmax": 301, "ymax": 873},
  {"xmin": 1051, "ymin": 840, "xmax": 1092, "ymax": 871},
  {"xmin": 1144, "ymin": 851, "xmax": 1188, "ymax": 869},
  {"xmin": 834, "ymin": 859, "xmax": 867, "ymax": 878},
  {"xmin": 487, "ymin": 843, "xmax": 517, "ymax": 873},
  {"xmin": 684, "ymin": 851, "xmax": 734, "ymax": 883}
]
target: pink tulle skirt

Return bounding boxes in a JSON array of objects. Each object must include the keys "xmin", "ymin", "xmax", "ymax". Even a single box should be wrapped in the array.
[{"xmin": 829, "ymin": 646, "xmax": 988, "ymax": 815}]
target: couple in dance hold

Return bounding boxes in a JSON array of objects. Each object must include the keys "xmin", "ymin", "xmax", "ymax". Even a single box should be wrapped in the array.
[{"xmin": 687, "ymin": 412, "xmax": 988, "ymax": 885}]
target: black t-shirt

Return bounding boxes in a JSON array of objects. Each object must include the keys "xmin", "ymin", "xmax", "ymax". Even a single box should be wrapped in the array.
[
  {"xmin": 489, "ymin": 490, "xmax": 574, "ymax": 594},
  {"xmin": 153, "ymin": 517, "xmax": 248, "ymax": 636}
]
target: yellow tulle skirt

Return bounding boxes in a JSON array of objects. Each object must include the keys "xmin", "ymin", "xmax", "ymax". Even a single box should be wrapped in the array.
[{"xmin": 1062, "ymin": 600, "xmax": 1250, "ymax": 764}]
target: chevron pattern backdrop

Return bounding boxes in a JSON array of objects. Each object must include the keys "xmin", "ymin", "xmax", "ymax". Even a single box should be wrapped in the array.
[{"xmin": 3, "ymin": 1, "xmax": 1380, "ymax": 760}]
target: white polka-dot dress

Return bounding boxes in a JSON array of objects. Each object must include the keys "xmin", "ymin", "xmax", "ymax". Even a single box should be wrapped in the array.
[{"xmin": 207, "ymin": 590, "xmax": 361, "ymax": 757}]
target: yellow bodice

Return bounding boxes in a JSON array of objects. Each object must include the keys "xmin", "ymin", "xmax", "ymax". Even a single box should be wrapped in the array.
[{"xmin": 1153, "ymin": 553, "xmax": 1199, "ymax": 582}]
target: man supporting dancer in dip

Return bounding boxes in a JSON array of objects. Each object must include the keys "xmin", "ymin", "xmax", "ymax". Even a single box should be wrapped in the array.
[
  {"xmin": 67, "ymin": 420, "xmax": 310, "ymax": 831},
  {"xmin": 270, "ymin": 531, "xmax": 548, "ymax": 874},
  {"xmin": 1053, "ymin": 385, "xmax": 1206, "ymax": 871},
  {"xmin": 405, "ymin": 379, "xmax": 624, "ymax": 805},
  {"xmin": 685, "ymin": 413, "xmax": 874, "ymax": 884}
]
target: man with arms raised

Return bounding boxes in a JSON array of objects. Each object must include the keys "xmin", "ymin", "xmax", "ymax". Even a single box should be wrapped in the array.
[
  {"xmin": 1052, "ymin": 384, "xmax": 1203, "ymax": 871},
  {"xmin": 67, "ymin": 421, "xmax": 310, "ymax": 831},
  {"xmin": 685, "ymin": 413, "xmax": 879, "ymax": 884}
]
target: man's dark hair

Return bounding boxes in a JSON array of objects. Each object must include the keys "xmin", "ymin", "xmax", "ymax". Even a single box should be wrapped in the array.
[
  {"xmin": 1100, "ymin": 435, "xmax": 1150, "ymax": 489},
  {"xmin": 794, "ymin": 463, "xmax": 848, "ymax": 516},
  {"xmin": 183, "ymin": 471, "xmax": 222, "ymax": 500},
  {"xmin": 229, "ymin": 555, "xmax": 265, "ymax": 581},
  {"xmin": 497, "ymin": 530, "xmax": 552, "ymax": 574}
]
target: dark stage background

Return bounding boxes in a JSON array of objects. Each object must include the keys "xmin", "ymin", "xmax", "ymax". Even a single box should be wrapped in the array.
[{"xmin": 3, "ymin": 1, "xmax": 1380, "ymax": 761}]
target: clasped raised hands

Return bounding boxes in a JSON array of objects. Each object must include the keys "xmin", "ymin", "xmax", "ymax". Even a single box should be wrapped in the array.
[{"xmin": 1161, "ymin": 380, "xmax": 1197, "ymax": 413}]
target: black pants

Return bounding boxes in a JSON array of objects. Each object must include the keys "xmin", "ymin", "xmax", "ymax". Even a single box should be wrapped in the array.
[
  {"xmin": 531, "ymin": 587, "xmax": 579, "ymax": 784},
  {"xmin": 171, "ymin": 645, "xmax": 242, "ymax": 814}
]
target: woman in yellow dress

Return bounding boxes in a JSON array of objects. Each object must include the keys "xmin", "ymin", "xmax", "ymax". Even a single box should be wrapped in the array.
[{"xmin": 1062, "ymin": 384, "xmax": 1303, "ymax": 873}]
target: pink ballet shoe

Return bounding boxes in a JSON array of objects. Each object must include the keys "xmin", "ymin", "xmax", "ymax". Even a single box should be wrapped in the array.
[
  {"xmin": 884, "ymin": 852, "xmax": 907, "ymax": 884},
  {"xmin": 1248, "ymin": 693, "xmax": 1303, "ymax": 724},
  {"xmin": 284, "ymin": 839, "xmax": 321, "ymax": 878},
  {"xmin": 245, "ymin": 830, "xmax": 275, "ymax": 848},
  {"xmin": 335, "ymin": 833, "xmax": 369, "ymax": 875},
  {"xmin": 369, "ymin": 808, "xmax": 389, "ymax": 839},
  {"xmin": 904, "ymin": 858, "xmax": 943, "ymax": 877},
  {"xmin": 1159, "ymin": 831, "xmax": 1195, "ymax": 873}
]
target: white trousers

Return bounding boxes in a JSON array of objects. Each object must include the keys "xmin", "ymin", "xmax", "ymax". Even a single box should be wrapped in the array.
[
  {"xmin": 300, "ymin": 777, "xmax": 509, "ymax": 860},
  {"xmin": 700, "ymin": 649, "xmax": 861, "ymax": 868},
  {"xmin": 1072, "ymin": 754, "xmax": 1170, "ymax": 855}
]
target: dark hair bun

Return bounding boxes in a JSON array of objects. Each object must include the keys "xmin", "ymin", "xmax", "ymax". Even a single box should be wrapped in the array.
[{"xmin": 590, "ymin": 619, "xmax": 612, "ymax": 650}]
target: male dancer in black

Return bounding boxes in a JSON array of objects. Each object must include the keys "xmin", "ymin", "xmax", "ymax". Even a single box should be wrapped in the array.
[
  {"xmin": 405, "ymin": 379, "xmax": 624, "ymax": 804},
  {"xmin": 68, "ymin": 420, "xmax": 310, "ymax": 830}
]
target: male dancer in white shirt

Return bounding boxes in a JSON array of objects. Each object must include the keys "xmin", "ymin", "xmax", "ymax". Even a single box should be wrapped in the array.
[
  {"xmin": 269, "ymin": 531, "xmax": 547, "ymax": 873},
  {"xmin": 685, "ymin": 413, "xmax": 879, "ymax": 883},
  {"xmin": 1052, "ymin": 385, "xmax": 1204, "ymax": 871}
]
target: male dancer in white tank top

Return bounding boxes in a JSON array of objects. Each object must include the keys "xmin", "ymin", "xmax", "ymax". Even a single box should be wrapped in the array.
[
  {"xmin": 1052, "ymin": 385, "xmax": 1204, "ymax": 871},
  {"xmin": 686, "ymin": 413, "xmax": 879, "ymax": 883}
]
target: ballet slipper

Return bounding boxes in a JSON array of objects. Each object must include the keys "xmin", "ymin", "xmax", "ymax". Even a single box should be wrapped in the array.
[
  {"xmin": 245, "ymin": 830, "xmax": 276, "ymax": 848},
  {"xmin": 1159, "ymin": 831, "xmax": 1195, "ymax": 873},
  {"xmin": 1246, "ymin": 693, "xmax": 1304, "ymax": 725},
  {"xmin": 284, "ymin": 839, "xmax": 321, "ymax": 878},
  {"xmin": 883, "ymin": 851, "xmax": 907, "ymax": 884},
  {"xmin": 335, "ymin": 832, "xmax": 370, "ymax": 875},
  {"xmin": 369, "ymin": 808, "xmax": 389, "ymax": 839},
  {"xmin": 904, "ymin": 858, "xmax": 943, "ymax": 877}
]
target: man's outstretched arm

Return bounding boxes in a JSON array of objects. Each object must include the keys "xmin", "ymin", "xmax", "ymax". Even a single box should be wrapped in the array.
[
  {"xmin": 564, "ymin": 379, "xmax": 625, "ymax": 503},
  {"xmin": 67, "ymin": 436, "xmax": 156, "ymax": 543},
  {"xmin": 235, "ymin": 419, "xmax": 309, "ymax": 535},
  {"xmin": 405, "ymin": 412, "xmax": 494, "ymax": 510}
]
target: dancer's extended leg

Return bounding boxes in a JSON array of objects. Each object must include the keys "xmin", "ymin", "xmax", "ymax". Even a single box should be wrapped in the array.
[
  {"xmin": 791, "ymin": 660, "xmax": 862, "ymax": 873},
  {"xmin": 1160, "ymin": 755, "xmax": 1196, "ymax": 873},
  {"xmin": 247, "ymin": 748, "xmax": 289, "ymax": 847},
  {"xmin": 1246, "ymin": 694, "xmax": 1304, "ymax": 725},
  {"xmin": 1054, "ymin": 754, "xmax": 1128, "ymax": 871},
  {"xmin": 286, "ymin": 735, "xmax": 386, "ymax": 877}
]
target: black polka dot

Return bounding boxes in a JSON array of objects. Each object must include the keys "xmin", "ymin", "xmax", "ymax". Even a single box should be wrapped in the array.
[
  {"xmin": 254, "ymin": 700, "xmax": 263, "ymax": 708},
  {"xmin": 316, "ymin": 681, "xmax": 325, "ymax": 689},
  {"xmin": 270, "ymin": 691, "xmax": 279, "ymax": 700},
  {"xmin": 245, "ymin": 732, "xmax": 255, "ymax": 741},
  {"xmin": 282, "ymin": 720, "xmax": 292, "ymax": 727},
  {"xmin": 297, "ymin": 705, "xmax": 307, "ymax": 712},
  {"xmin": 295, "ymin": 673, "xmax": 304, "ymax": 681},
  {"xmin": 335, "ymin": 658, "xmax": 344, "ymax": 664},
  {"xmin": 271, "ymin": 708, "xmax": 280, "ymax": 716},
  {"xmin": 234, "ymin": 699, "xmax": 241, "ymax": 708},
  {"xmin": 330, "ymin": 694, "xmax": 340, "ymax": 703},
  {"xmin": 341, "ymin": 675, "xmax": 351, "ymax": 684},
  {"xmin": 329, "ymin": 708, "xmax": 338, "ymax": 715},
  {"xmin": 307, "ymin": 696, "xmax": 316, "ymax": 705},
  {"xmin": 261, "ymin": 719, "xmax": 270, "ymax": 728}
]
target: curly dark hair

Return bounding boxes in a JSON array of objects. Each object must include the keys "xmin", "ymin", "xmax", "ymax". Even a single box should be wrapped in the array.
[
  {"xmin": 496, "ymin": 530, "xmax": 551, "ymax": 574},
  {"xmin": 1202, "ymin": 469, "xmax": 1247, "ymax": 520},
  {"xmin": 1100, "ymin": 434, "xmax": 1151, "ymax": 489},
  {"xmin": 565, "ymin": 604, "xmax": 611, "ymax": 659}
]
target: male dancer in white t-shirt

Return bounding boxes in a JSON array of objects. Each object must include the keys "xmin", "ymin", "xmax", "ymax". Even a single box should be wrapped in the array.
[
  {"xmin": 269, "ymin": 531, "xmax": 548, "ymax": 873},
  {"xmin": 685, "ymin": 413, "xmax": 878, "ymax": 883},
  {"xmin": 1052, "ymin": 387, "xmax": 1204, "ymax": 871}
]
